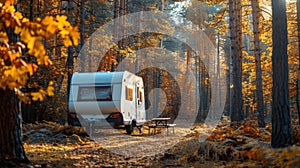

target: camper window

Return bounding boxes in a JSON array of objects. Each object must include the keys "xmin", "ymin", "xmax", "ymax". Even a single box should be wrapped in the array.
[
  {"xmin": 139, "ymin": 91, "xmax": 143, "ymax": 102},
  {"xmin": 78, "ymin": 86, "xmax": 112, "ymax": 101},
  {"xmin": 137, "ymin": 87, "xmax": 140, "ymax": 99},
  {"xmin": 126, "ymin": 87, "xmax": 133, "ymax": 101}
]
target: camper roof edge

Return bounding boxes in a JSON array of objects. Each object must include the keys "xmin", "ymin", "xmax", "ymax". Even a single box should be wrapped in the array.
[{"xmin": 71, "ymin": 71, "xmax": 140, "ymax": 85}]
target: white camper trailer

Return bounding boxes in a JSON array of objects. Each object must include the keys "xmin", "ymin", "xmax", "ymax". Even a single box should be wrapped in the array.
[{"xmin": 68, "ymin": 71, "xmax": 146, "ymax": 134}]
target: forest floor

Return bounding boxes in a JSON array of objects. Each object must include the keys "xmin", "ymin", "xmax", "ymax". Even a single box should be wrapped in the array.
[{"xmin": 19, "ymin": 117, "xmax": 300, "ymax": 168}]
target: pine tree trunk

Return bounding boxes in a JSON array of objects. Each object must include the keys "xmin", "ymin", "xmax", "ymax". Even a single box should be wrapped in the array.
[
  {"xmin": 296, "ymin": 0, "xmax": 300, "ymax": 125},
  {"xmin": 251, "ymin": 0, "xmax": 265, "ymax": 127},
  {"xmin": 223, "ymin": 45, "xmax": 231, "ymax": 117},
  {"xmin": 113, "ymin": 0, "xmax": 128, "ymax": 71},
  {"xmin": 229, "ymin": 0, "xmax": 243, "ymax": 122},
  {"xmin": 271, "ymin": 0, "xmax": 292, "ymax": 148},
  {"xmin": 66, "ymin": 2, "xmax": 75, "ymax": 101},
  {"xmin": 0, "ymin": 88, "xmax": 29, "ymax": 165},
  {"xmin": 80, "ymin": 0, "xmax": 85, "ymax": 71}
]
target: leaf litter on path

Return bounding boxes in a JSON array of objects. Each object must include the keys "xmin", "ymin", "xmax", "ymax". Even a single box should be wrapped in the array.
[{"xmin": 22, "ymin": 119, "xmax": 300, "ymax": 167}]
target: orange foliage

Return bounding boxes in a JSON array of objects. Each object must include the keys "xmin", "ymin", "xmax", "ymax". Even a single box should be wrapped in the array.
[{"xmin": 0, "ymin": 1, "xmax": 79, "ymax": 101}]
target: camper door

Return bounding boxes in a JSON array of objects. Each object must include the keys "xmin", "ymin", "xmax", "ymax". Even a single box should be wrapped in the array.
[
  {"xmin": 125, "ymin": 85, "xmax": 134, "ymax": 121},
  {"xmin": 135, "ymin": 82, "xmax": 144, "ymax": 121}
]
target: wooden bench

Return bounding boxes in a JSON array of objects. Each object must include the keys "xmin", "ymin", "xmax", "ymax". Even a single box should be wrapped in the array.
[
  {"xmin": 148, "ymin": 124, "xmax": 157, "ymax": 135},
  {"xmin": 148, "ymin": 123, "xmax": 176, "ymax": 135},
  {"xmin": 166, "ymin": 124, "xmax": 176, "ymax": 135}
]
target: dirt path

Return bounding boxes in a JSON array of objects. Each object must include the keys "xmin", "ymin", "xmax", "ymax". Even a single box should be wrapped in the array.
[
  {"xmin": 92, "ymin": 126, "xmax": 196, "ymax": 157},
  {"xmin": 23, "ymin": 122, "xmax": 210, "ymax": 167},
  {"xmin": 22, "ymin": 120, "xmax": 300, "ymax": 167}
]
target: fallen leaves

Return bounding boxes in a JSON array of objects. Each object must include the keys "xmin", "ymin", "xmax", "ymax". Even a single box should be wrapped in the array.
[
  {"xmin": 21, "ymin": 118, "xmax": 300, "ymax": 167},
  {"xmin": 22, "ymin": 121, "xmax": 157, "ymax": 167},
  {"xmin": 207, "ymin": 117, "xmax": 271, "ymax": 142},
  {"xmin": 152, "ymin": 117, "xmax": 300, "ymax": 167}
]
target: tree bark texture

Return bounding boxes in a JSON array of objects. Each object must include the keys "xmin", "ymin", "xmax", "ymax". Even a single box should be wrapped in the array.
[
  {"xmin": 296, "ymin": 0, "xmax": 300, "ymax": 125},
  {"xmin": 80, "ymin": 0, "xmax": 85, "ymax": 71},
  {"xmin": 229, "ymin": 0, "xmax": 244, "ymax": 122},
  {"xmin": 251, "ymin": 0, "xmax": 265, "ymax": 127},
  {"xmin": 113, "ymin": 0, "xmax": 128, "ymax": 71},
  {"xmin": 271, "ymin": 0, "xmax": 292, "ymax": 148},
  {"xmin": 0, "ymin": 88, "xmax": 28, "ymax": 163}
]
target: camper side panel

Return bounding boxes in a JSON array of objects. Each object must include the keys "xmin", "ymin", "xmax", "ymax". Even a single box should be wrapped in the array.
[
  {"xmin": 121, "ymin": 81, "xmax": 135, "ymax": 124},
  {"xmin": 121, "ymin": 72, "xmax": 146, "ymax": 125}
]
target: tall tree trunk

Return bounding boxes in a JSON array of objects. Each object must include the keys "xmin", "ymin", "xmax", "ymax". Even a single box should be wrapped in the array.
[
  {"xmin": 21, "ymin": 0, "xmax": 36, "ymax": 123},
  {"xmin": 0, "ymin": 89, "xmax": 29, "ymax": 165},
  {"xmin": 0, "ymin": 5, "xmax": 28, "ymax": 163},
  {"xmin": 296, "ymin": 0, "xmax": 300, "ymax": 125},
  {"xmin": 80, "ymin": 0, "xmax": 85, "ymax": 71},
  {"xmin": 271, "ymin": 0, "xmax": 292, "ymax": 148},
  {"xmin": 217, "ymin": 33, "xmax": 221, "ymax": 114},
  {"xmin": 251, "ymin": 0, "xmax": 265, "ymax": 127},
  {"xmin": 229, "ymin": 0, "xmax": 244, "ymax": 122},
  {"xmin": 88, "ymin": 0, "xmax": 93, "ymax": 72},
  {"xmin": 223, "ymin": 43, "xmax": 231, "ymax": 117},
  {"xmin": 112, "ymin": 0, "xmax": 128, "ymax": 71},
  {"xmin": 195, "ymin": 55, "xmax": 204, "ymax": 122},
  {"xmin": 66, "ymin": 2, "xmax": 74, "ymax": 101},
  {"xmin": 198, "ymin": 61, "xmax": 209, "ymax": 122}
]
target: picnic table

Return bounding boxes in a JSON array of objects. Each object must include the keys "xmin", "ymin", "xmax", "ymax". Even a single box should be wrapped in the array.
[{"xmin": 148, "ymin": 117, "xmax": 176, "ymax": 135}]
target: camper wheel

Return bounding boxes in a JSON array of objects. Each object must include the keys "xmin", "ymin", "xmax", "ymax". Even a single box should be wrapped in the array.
[
  {"xmin": 125, "ymin": 123, "xmax": 133, "ymax": 134},
  {"xmin": 125, "ymin": 120, "xmax": 136, "ymax": 134}
]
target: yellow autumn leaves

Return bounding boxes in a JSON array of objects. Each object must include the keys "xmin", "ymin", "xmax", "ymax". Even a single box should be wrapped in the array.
[
  {"xmin": 0, "ymin": 1, "xmax": 79, "ymax": 101},
  {"xmin": 40, "ymin": 15, "xmax": 79, "ymax": 47},
  {"xmin": 31, "ymin": 81, "xmax": 55, "ymax": 101}
]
